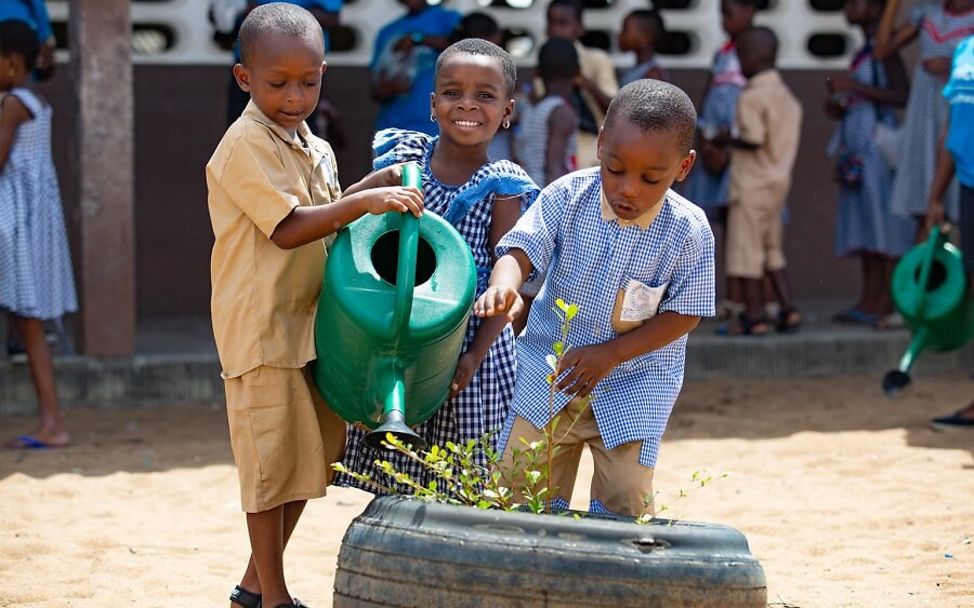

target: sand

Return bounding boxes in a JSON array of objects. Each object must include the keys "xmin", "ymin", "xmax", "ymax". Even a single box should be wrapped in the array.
[{"xmin": 1, "ymin": 374, "xmax": 972, "ymax": 608}]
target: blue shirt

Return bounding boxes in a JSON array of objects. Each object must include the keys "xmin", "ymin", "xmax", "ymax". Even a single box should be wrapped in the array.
[
  {"xmin": 371, "ymin": 6, "xmax": 461, "ymax": 136},
  {"xmin": 944, "ymin": 36, "xmax": 974, "ymax": 188},
  {"xmin": 496, "ymin": 168, "xmax": 716, "ymax": 467},
  {"xmin": 0, "ymin": 0, "xmax": 52, "ymax": 42}
]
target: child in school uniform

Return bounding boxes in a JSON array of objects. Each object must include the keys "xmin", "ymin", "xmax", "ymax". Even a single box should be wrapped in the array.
[
  {"xmin": 876, "ymin": 0, "xmax": 974, "ymax": 229},
  {"xmin": 337, "ymin": 39, "xmax": 540, "ymax": 495},
  {"xmin": 513, "ymin": 37, "xmax": 579, "ymax": 333},
  {"xmin": 826, "ymin": 0, "xmax": 914, "ymax": 329},
  {"xmin": 477, "ymin": 79, "xmax": 715, "ymax": 517},
  {"xmin": 716, "ymin": 27, "xmax": 802, "ymax": 335},
  {"xmin": 0, "ymin": 19, "xmax": 76, "ymax": 450},
  {"xmin": 618, "ymin": 8, "xmax": 668, "ymax": 85},
  {"xmin": 206, "ymin": 5, "xmax": 423, "ymax": 608}
]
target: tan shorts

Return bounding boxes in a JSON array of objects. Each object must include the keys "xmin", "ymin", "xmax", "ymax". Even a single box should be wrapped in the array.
[
  {"xmin": 725, "ymin": 193, "xmax": 787, "ymax": 279},
  {"xmin": 497, "ymin": 400, "xmax": 655, "ymax": 517},
  {"xmin": 224, "ymin": 365, "xmax": 346, "ymax": 513}
]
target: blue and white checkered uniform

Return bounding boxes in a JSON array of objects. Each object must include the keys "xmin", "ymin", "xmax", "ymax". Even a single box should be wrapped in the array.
[
  {"xmin": 0, "ymin": 88, "xmax": 77, "ymax": 321},
  {"xmin": 496, "ymin": 168, "xmax": 715, "ymax": 468},
  {"xmin": 338, "ymin": 129, "xmax": 539, "ymax": 494}
]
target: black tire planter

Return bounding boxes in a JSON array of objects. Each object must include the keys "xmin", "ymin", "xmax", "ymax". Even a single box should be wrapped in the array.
[{"xmin": 334, "ymin": 496, "xmax": 766, "ymax": 607}]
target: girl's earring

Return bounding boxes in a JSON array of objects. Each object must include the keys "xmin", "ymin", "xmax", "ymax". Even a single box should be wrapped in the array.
[
  {"xmin": 503, "ymin": 120, "xmax": 511, "ymax": 130},
  {"xmin": 430, "ymin": 113, "xmax": 437, "ymax": 123}
]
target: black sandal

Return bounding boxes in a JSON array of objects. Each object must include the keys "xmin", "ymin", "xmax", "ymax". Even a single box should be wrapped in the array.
[
  {"xmin": 776, "ymin": 308, "xmax": 801, "ymax": 334},
  {"xmin": 274, "ymin": 601, "xmax": 308, "ymax": 608},
  {"xmin": 230, "ymin": 585, "xmax": 261, "ymax": 608}
]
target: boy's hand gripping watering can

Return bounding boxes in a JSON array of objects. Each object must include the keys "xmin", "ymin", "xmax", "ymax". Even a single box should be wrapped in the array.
[
  {"xmin": 312, "ymin": 163, "xmax": 476, "ymax": 450},
  {"xmin": 882, "ymin": 228, "xmax": 974, "ymax": 396}
]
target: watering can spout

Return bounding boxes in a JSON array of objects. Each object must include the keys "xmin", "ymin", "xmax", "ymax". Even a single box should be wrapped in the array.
[{"xmin": 365, "ymin": 362, "xmax": 427, "ymax": 451}]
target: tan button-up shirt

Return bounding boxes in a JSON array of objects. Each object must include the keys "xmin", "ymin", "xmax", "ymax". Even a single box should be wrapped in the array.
[
  {"xmin": 728, "ymin": 69, "xmax": 802, "ymax": 205},
  {"xmin": 206, "ymin": 102, "xmax": 341, "ymax": 378}
]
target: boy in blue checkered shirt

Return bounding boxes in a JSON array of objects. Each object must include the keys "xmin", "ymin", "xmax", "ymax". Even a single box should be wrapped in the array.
[{"xmin": 476, "ymin": 79, "xmax": 715, "ymax": 517}]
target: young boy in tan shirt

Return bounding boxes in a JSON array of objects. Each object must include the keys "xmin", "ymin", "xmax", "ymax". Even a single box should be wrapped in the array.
[{"xmin": 206, "ymin": 5, "xmax": 423, "ymax": 608}]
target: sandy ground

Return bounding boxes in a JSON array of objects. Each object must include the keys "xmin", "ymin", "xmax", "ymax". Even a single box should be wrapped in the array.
[{"xmin": 1, "ymin": 374, "xmax": 973, "ymax": 608}]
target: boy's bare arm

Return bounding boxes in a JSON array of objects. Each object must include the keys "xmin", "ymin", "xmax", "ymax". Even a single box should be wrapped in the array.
[
  {"xmin": 474, "ymin": 250, "xmax": 534, "ymax": 321},
  {"xmin": 270, "ymin": 186, "xmax": 423, "ymax": 249},
  {"xmin": 556, "ymin": 312, "xmax": 701, "ymax": 398}
]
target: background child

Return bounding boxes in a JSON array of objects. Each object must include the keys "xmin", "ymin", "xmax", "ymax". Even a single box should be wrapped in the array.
[
  {"xmin": 926, "ymin": 34, "xmax": 974, "ymax": 429},
  {"xmin": 683, "ymin": 0, "xmax": 755, "ymax": 322},
  {"xmin": 717, "ymin": 26, "xmax": 802, "ymax": 335},
  {"xmin": 618, "ymin": 8, "xmax": 668, "ymax": 85},
  {"xmin": 877, "ymin": 0, "xmax": 974, "ymax": 231},
  {"xmin": 513, "ymin": 37, "xmax": 579, "ymax": 333},
  {"xmin": 207, "ymin": 6, "xmax": 423, "ymax": 608},
  {"xmin": 370, "ymin": 0, "xmax": 461, "ymax": 135},
  {"xmin": 478, "ymin": 79, "xmax": 714, "ymax": 517},
  {"xmin": 0, "ymin": 19, "xmax": 77, "ymax": 450},
  {"xmin": 826, "ymin": 0, "xmax": 914, "ymax": 329},
  {"xmin": 543, "ymin": 0, "xmax": 618, "ymax": 169},
  {"xmin": 339, "ymin": 39, "xmax": 539, "ymax": 494}
]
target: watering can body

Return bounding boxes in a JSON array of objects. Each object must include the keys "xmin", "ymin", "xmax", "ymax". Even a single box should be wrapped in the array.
[
  {"xmin": 883, "ymin": 229, "xmax": 974, "ymax": 395},
  {"xmin": 312, "ymin": 165, "xmax": 476, "ymax": 437}
]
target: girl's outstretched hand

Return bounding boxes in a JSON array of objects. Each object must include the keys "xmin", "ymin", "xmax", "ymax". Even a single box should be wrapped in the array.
[
  {"xmin": 359, "ymin": 186, "xmax": 424, "ymax": 218},
  {"xmin": 474, "ymin": 286, "xmax": 522, "ymax": 321}
]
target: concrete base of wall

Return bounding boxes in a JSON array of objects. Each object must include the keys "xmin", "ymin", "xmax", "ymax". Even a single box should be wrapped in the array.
[{"xmin": 1, "ymin": 327, "xmax": 967, "ymax": 417}]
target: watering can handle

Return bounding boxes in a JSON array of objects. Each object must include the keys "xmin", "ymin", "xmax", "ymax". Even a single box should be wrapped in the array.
[
  {"xmin": 913, "ymin": 228, "xmax": 945, "ymax": 318},
  {"xmin": 391, "ymin": 162, "xmax": 422, "ymax": 340}
]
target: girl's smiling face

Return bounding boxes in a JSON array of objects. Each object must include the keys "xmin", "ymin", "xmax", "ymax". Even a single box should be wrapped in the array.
[{"xmin": 431, "ymin": 53, "xmax": 514, "ymax": 147}]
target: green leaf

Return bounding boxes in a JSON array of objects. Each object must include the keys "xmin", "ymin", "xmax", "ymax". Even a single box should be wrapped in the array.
[
  {"xmin": 555, "ymin": 298, "xmax": 568, "ymax": 312},
  {"xmin": 566, "ymin": 304, "xmax": 579, "ymax": 321},
  {"xmin": 553, "ymin": 341, "xmax": 564, "ymax": 356}
]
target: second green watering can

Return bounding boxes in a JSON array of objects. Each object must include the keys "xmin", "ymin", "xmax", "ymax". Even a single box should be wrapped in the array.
[
  {"xmin": 312, "ymin": 163, "xmax": 476, "ymax": 449},
  {"xmin": 882, "ymin": 228, "xmax": 974, "ymax": 396}
]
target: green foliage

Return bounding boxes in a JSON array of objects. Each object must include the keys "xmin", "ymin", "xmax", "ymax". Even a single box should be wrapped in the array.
[{"xmin": 333, "ymin": 297, "xmax": 725, "ymax": 521}]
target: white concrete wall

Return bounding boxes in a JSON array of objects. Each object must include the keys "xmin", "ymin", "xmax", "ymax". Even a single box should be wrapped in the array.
[{"xmin": 46, "ymin": 0, "xmax": 861, "ymax": 68}]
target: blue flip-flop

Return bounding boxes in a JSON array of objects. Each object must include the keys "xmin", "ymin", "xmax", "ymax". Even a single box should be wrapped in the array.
[{"xmin": 7, "ymin": 435, "xmax": 54, "ymax": 450}]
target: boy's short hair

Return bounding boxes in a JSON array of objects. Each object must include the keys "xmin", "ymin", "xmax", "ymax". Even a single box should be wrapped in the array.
[
  {"xmin": 435, "ymin": 38, "xmax": 517, "ymax": 96},
  {"xmin": 238, "ymin": 2, "xmax": 324, "ymax": 66},
  {"xmin": 538, "ymin": 38, "xmax": 579, "ymax": 81},
  {"xmin": 604, "ymin": 80, "xmax": 696, "ymax": 155},
  {"xmin": 627, "ymin": 9, "xmax": 665, "ymax": 39},
  {"xmin": 0, "ymin": 20, "xmax": 39, "ymax": 69},
  {"xmin": 737, "ymin": 26, "xmax": 778, "ymax": 65},
  {"xmin": 547, "ymin": 0, "xmax": 584, "ymax": 21},
  {"xmin": 454, "ymin": 11, "xmax": 501, "ymax": 43},
  {"xmin": 727, "ymin": 0, "xmax": 761, "ymax": 7}
]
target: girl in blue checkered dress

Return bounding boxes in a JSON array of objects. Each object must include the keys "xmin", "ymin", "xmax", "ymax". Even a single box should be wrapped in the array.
[
  {"xmin": 337, "ymin": 39, "xmax": 539, "ymax": 495},
  {"xmin": 0, "ymin": 21, "xmax": 77, "ymax": 449}
]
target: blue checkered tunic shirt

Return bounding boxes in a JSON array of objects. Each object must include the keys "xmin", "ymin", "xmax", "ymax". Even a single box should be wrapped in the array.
[{"xmin": 496, "ymin": 168, "xmax": 715, "ymax": 467}]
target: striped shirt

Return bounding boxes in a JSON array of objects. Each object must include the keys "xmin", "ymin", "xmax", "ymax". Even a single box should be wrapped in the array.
[{"xmin": 496, "ymin": 168, "xmax": 715, "ymax": 467}]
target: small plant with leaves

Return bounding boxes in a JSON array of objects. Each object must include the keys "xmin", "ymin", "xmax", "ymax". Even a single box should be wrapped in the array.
[{"xmin": 636, "ymin": 469, "xmax": 730, "ymax": 525}]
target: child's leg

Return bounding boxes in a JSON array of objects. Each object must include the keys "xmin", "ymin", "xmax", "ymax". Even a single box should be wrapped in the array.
[
  {"xmin": 5, "ymin": 315, "xmax": 69, "ymax": 448},
  {"xmin": 587, "ymin": 438, "xmax": 655, "ymax": 517},
  {"xmin": 236, "ymin": 500, "xmax": 307, "ymax": 603}
]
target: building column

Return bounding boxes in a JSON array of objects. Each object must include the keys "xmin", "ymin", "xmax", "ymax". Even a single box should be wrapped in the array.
[{"xmin": 69, "ymin": 0, "xmax": 135, "ymax": 356}]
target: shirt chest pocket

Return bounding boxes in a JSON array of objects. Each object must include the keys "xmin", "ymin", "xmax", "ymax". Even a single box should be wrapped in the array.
[{"xmin": 611, "ymin": 278, "xmax": 668, "ymax": 335}]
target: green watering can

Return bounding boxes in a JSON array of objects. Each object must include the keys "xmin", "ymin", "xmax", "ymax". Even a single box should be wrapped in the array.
[
  {"xmin": 312, "ymin": 163, "xmax": 476, "ymax": 450},
  {"xmin": 882, "ymin": 228, "xmax": 974, "ymax": 396}
]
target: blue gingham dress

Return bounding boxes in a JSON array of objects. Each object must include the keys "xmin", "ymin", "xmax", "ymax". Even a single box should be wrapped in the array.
[
  {"xmin": 0, "ymin": 88, "xmax": 77, "ymax": 320},
  {"xmin": 496, "ymin": 168, "xmax": 715, "ymax": 472},
  {"xmin": 890, "ymin": 3, "xmax": 974, "ymax": 219},
  {"xmin": 831, "ymin": 45, "xmax": 916, "ymax": 258},
  {"xmin": 337, "ymin": 129, "xmax": 539, "ymax": 494},
  {"xmin": 682, "ymin": 43, "xmax": 745, "ymax": 210}
]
